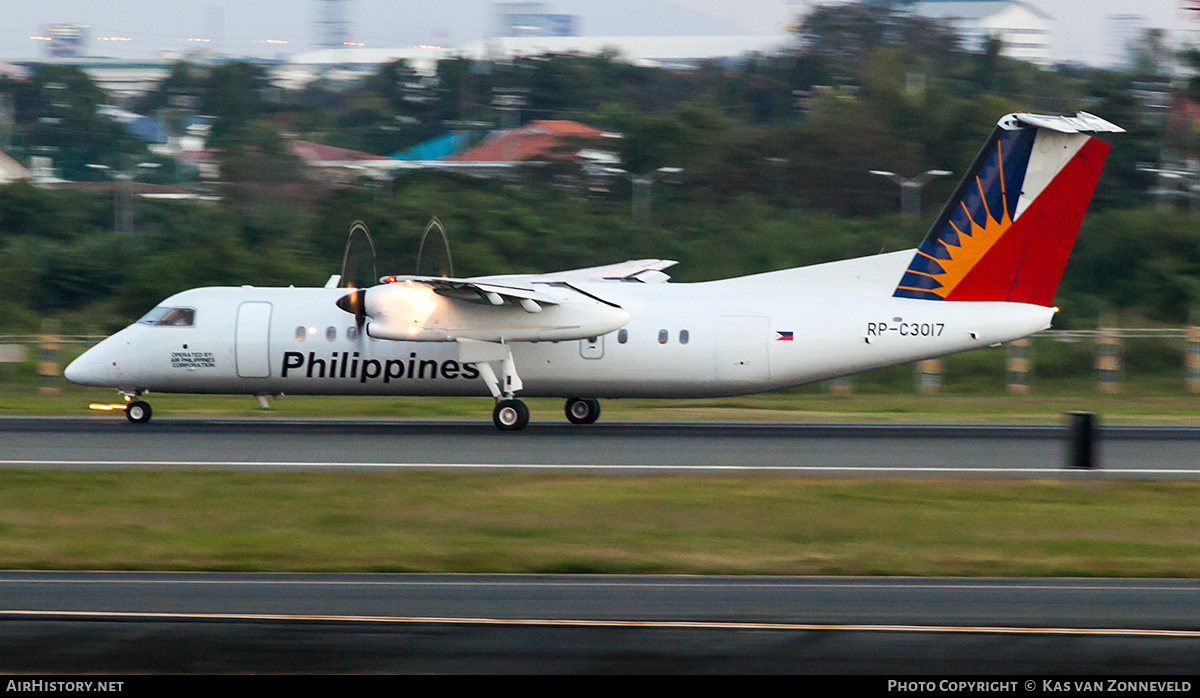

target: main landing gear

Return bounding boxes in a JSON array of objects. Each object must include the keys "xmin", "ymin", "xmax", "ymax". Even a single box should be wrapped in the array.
[
  {"xmin": 493, "ymin": 399, "xmax": 530, "ymax": 431},
  {"xmin": 565, "ymin": 397, "xmax": 600, "ymax": 425},
  {"xmin": 458, "ymin": 340, "xmax": 532, "ymax": 432},
  {"xmin": 492, "ymin": 397, "xmax": 601, "ymax": 430},
  {"xmin": 458, "ymin": 340, "xmax": 603, "ymax": 431}
]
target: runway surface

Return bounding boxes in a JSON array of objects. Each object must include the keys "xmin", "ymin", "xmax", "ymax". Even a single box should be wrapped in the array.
[
  {"xmin": 1, "ymin": 572, "xmax": 1198, "ymax": 673},
  {"xmin": 4, "ymin": 417, "xmax": 1200, "ymax": 672},
  {"xmin": 3, "ymin": 416, "xmax": 1200, "ymax": 477}
]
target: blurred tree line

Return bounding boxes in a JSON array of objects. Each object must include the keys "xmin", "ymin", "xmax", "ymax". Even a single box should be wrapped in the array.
[{"xmin": 0, "ymin": 4, "xmax": 1194, "ymax": 333}]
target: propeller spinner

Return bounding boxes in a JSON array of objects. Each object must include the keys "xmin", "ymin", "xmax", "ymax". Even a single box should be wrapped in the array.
[{"xmin": 336, "ymin": 287, "xmax": 368, "ymax": 333}]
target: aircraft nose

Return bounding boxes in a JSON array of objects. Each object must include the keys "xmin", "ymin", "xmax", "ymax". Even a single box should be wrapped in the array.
[{"xmin": 64, "ymin": 351, "xmax": 112, "ymax": 387}]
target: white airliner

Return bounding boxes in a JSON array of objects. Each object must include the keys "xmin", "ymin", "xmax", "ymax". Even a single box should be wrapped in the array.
[{"xmin": 66, "ymin": 112, "xmax": 1122, "ymax": 430}]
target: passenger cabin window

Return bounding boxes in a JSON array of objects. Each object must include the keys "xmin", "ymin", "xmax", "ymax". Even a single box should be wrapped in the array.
[
  {"xmin": 347, "ymin": 326, "xmax": 358, "ymax": 341},
  {"xmin": 295, "ymin": 326, "xmax": 306, "ymax": 341},
  {"xmin": 679, "ymin": 329, "xmax": 689, "ymax": 345},
  {"xmin": 137, "ymin": 307, "xmax": 195, "ymax": 327},
  {"xmin": 326, "ymin": 326, "xmax": 337, "ymax": 341},
  {"xmin": 617, "ymin": 329, "xmax": 628, "ymax": 344},
  {"xmin": 658, "ymin": 329, "xmax": 668, "ymax": 344}
]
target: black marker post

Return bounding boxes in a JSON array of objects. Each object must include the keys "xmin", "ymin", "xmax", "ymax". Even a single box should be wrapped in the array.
[{"xmin": 1066, "ymin": 411, "xmax": 1097, "ymax": 470}]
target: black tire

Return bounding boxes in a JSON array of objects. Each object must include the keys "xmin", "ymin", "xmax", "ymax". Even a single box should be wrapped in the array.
[
  {"xmin": 493, "ymin": 399, "xmax": 530, "ymax": 431},
  {"xmin": 565, "ymin": 397, "xmax": 600, "ymax": 425},
  {"xmin": 125, "ymin": 400, "xmax": 152, "ymax": 424}
]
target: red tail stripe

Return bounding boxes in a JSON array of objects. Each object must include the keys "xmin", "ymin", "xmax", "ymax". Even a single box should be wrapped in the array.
[{"xmin": 943, "ymin": 138, "xmax": 1109, "ymax": 306}]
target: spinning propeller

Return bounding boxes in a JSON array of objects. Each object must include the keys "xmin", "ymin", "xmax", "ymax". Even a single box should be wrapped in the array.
[{"xmin": 336, "ymin": 221, "xmax": 377, "ymax": 336}]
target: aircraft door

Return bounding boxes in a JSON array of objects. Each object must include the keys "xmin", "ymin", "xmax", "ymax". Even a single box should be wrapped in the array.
[
  {"xmin": 580, "ymin": 334, "xmax": 604, "ymax": 359},
  {"xmin": 716, "ymin": 316, "xmax": 770, "ymax": 382},
  {"xmin": 235, "ymin": 302, "xmax": 272, "ymax": 378}
]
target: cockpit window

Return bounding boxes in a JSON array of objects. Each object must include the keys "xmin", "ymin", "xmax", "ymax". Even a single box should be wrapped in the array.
[{"xmin": 137, "ymin": 307, "xmax": 195, "ymax": 327}]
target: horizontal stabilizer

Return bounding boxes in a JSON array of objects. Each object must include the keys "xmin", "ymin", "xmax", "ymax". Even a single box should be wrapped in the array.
[{"xmin": 1004, "ymin": 111, "xmax": 1124, "ymax": 134}]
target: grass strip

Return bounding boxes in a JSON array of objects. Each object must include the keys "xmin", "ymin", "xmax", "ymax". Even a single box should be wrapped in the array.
[{"xmin": 0, "ymin": 470, "xmax": 1196, "ymax": 577}]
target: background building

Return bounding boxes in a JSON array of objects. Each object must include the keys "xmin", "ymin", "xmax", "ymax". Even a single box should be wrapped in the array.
[
  {"xmin": 40, "ymin": 24, "xmax": 89, "ymax": 59},
  {"xmin": 913, "ymin": 0, "xmax": 1052, "ymax": 65},
  {"xmin": 492, "ymin": 2, "xmax": 579, "ymax": 37}
]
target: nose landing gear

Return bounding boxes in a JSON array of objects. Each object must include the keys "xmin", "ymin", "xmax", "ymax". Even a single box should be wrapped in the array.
[
  {"xmin": 87, "ymin": 391, "xmax": 153, "ymax": 424},
  {"xmin": 125, "ymin": 400, "xmax": 153, "ymax": 424}
]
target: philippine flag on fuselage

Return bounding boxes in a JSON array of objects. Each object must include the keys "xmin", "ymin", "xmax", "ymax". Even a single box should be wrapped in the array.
[{"xmin": 775, "ymin": 331, "xmax": 794, "ymax": 341}]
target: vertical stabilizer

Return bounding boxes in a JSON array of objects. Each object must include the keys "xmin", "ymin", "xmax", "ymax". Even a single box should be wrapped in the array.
[{"xmin": 893, "ymin": 112, "xmax": 1122, "ymax": 306}]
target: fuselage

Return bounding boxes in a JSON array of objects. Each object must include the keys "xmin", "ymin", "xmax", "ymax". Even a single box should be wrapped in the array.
[{"xmin": 66, "ymin": 264, "xmax": 1054, "ymax": 399}]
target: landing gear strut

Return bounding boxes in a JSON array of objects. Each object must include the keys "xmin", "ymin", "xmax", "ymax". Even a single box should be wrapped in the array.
[
  {"xmin": 493, "ymin": 399, "xmax": 530, "ymax": 431},
  {"xmin": 458, "ymin": 339, "xmax": 531, "ymax": 431},
  {"xmin": 565, "ymin": 397, "xmax": 600, "ymax": 425}
]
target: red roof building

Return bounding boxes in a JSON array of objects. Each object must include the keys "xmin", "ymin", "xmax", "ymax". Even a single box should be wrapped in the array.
[
  {"xmin": 291, "ymin": 140, "xmax": 385, "ymax": 165},
  {"xmin": 448, "ymin": 120, "xmax": 611, "ymax": 163}
]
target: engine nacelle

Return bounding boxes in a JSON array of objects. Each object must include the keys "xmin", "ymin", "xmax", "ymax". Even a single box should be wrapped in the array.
[{"xmin": 355, "ymin": 281, "xmax": 630, "ymax": 342}]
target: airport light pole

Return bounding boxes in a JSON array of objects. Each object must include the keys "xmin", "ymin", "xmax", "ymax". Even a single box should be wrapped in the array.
[
  {"xmin": 869, "ymin": 168, "xmax": 952, "ymax": 215},
  {"xmin": 1138, "ymin": 162, "xmax": 1200, "ymax": 212},
  {"xmin": 87, "ymin": 162, "xmax": 160, "ymax": 233},
  {"xmin": 630, "ymin": 166, "xmax": 682, "ymax": 227}
]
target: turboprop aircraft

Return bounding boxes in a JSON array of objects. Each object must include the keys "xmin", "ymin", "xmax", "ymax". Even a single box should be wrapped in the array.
[{"xmin": 65, "ymin": 111, "xmax": 1122, "ymax": 430}]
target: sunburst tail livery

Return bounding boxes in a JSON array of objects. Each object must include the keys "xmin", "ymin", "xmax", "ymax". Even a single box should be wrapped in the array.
[
  {"xmin": 65, "ymin": 112, "xmax": 1122, "ymax": 430},
  {"xmin": 894, "ymin": 112, "xmax": 1120, "ymax": 305}
]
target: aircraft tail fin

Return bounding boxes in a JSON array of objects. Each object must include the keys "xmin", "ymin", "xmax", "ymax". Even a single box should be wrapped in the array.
[{"xmin": 893, "ymin": 112, "xmax": 1122, "ymax": 306}]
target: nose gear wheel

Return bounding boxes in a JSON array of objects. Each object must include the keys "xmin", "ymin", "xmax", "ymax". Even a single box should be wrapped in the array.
[{"xmin": 125, "ymin": 400, "xmax": 152, "ymax": 424}]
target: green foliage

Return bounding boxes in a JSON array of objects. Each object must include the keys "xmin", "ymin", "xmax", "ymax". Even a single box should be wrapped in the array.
[
  {"xmin": 1063, "ymin": 208, "xmax": 1200, "ymax": 324},
  {"xmin": 130, "ymin": 61, "xmax": 208, "ymax": 114},
  {"xmin": 202, "ymin": 62, "xmax": 274, "ymax": 137},
  {"xmin": 0, "ymin": 3, "xmax": 1193, "ymax": 334},
  {"xmin": 1, "ymin": 65, "xmax": 154, "ymax": 180},
  {"xmin": 2, "ymin": 165, "xmax": 1195, "ymax": 334},
  {"xmin": 798, "ymin": 3, "xmax": 968, "ymax": 84}
]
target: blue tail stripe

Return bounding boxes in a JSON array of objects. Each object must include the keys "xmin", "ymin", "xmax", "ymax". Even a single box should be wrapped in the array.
[
  {"xmin": 894, "ymin": 288, "xmax": 945, "ymax": 301},
  {"xmin": 907, "ymin": 255, "xmax": 946, "ymax": 276},
  {"xmin": 897, "ymin": 272, "xmax": 944, "ymax": 291},
  {"xmin": 938, "ymin": 129, "xmax": 1034, "ymax": 247},
  {"xmin": 921, "ymin": 239, "xmax": 954, "ymax": 260}
]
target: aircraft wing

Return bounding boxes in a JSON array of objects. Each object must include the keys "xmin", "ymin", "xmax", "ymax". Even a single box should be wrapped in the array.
[
  {"xmin": 461, "ymin": 259, "xmax": 679, "ymax": 288},
  {"xmin": 360, "ymin": 258, "xmax": 676, "ymax": 339},
  {"xmin": 383, "ymin": 260, "xmax": 678, "ymax": 298},
  {"xmin": 380, "ymin": 275, "xmax": 562, "ymax": 308},
  {"xmin": 356, "ymin": 273, "xmax": 629, "ymax": 342}
]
